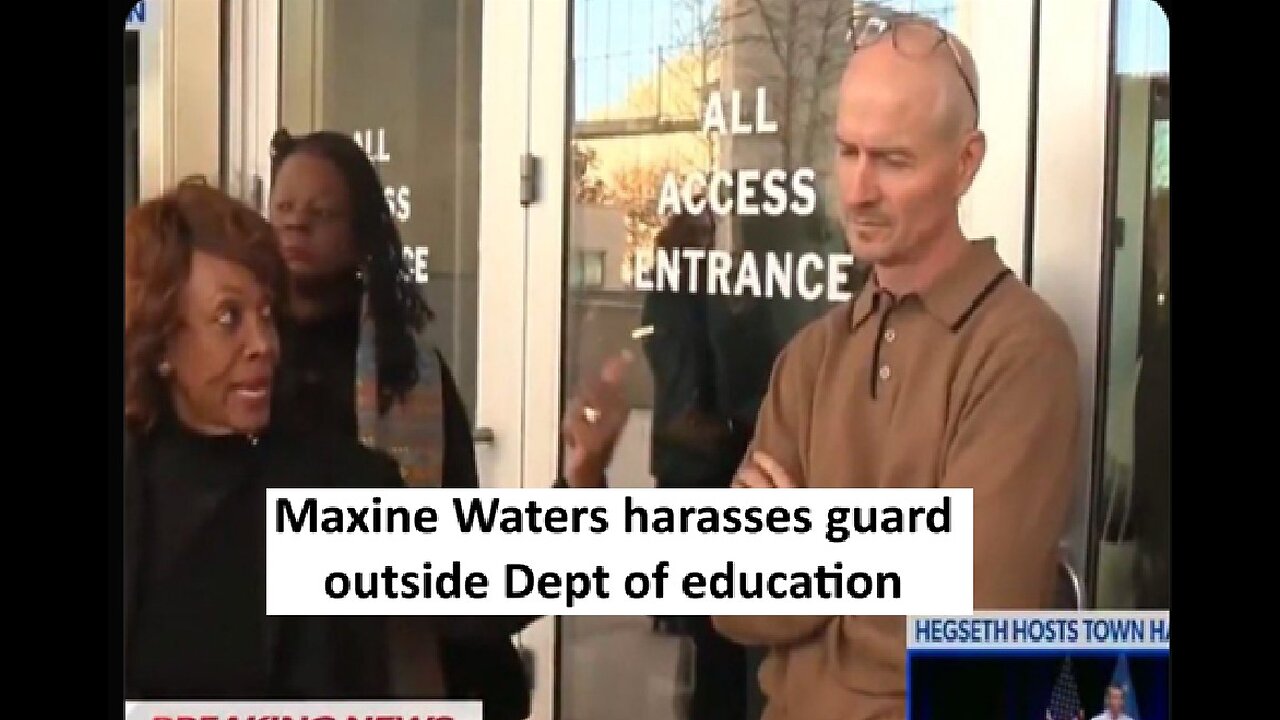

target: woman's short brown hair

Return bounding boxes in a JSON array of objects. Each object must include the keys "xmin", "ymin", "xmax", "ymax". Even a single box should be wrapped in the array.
[{"xmin": 125, "ymin": 177, "xmax": 288, "ymax": 433}]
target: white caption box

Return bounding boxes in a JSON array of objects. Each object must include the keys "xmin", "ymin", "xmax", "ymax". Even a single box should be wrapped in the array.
[{"xmin": 266, "ymin": 488, "xmax": 973, "ymax": 616}]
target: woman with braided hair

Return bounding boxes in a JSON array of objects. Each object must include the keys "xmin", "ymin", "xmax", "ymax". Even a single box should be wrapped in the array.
[
  {"xmin": 267, "ymin": 129, "xmax": 631, "ymax": 718},
  {"xmin": 267, "ymin": 129, "xmax": 444, "ymax": 478}
]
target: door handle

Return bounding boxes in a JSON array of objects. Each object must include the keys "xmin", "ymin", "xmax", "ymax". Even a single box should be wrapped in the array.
[
  {"xmin": 473, "ymin": 426, "xmax": 496, "ymax": 444},
  {"xmin": 250, "ymin": 174, "xmax": 265, "ymax": 213}
]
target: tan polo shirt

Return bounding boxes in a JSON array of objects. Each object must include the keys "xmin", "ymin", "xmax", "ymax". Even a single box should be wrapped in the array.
[{"xmin": 712, "ymin": 240, "xmax": 1081, "ymax": 720}]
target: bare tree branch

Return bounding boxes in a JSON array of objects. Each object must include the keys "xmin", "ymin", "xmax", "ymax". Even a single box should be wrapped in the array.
[
  {"xmin": 800, "ymin": 0, "xmax": 844, "ymax": 167},
  {"xmin": 748, "ymin": 0, "xmax": 786, "ymax": 65}
]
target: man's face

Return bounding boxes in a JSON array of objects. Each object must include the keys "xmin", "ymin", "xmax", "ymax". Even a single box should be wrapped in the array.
[
  {"xmin": 1107, "ymin": 688, "xmax": 1125, "ymax": 715},
  {"xmin": 833, "ymin": 32, "xmax": 981, "ymax": 268}
]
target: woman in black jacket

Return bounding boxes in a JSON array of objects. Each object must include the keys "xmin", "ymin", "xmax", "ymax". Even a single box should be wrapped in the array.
[
  {"xmin": 640, "ymin": 208, "xmax": 749, "ymax": 720},
  {"xmin": 124, "ymin": 178, "xmax": 402, "ymax": 698},
  {"xmin": 265, "ymin": 130, "xmax": 632, "ymax": 718}
]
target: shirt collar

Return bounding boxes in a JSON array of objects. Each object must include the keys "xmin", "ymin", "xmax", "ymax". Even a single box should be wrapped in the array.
[{"xmin": 848, "ymin": 239, "xmax": 1012, "ymax": 333}]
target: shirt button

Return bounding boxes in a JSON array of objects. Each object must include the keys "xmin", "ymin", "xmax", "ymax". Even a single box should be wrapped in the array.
[
  {"xmin": 879, "ymin": 365, "xmax": 892, "ymax": 381},
  {"xmin": 884, "ymin": 328, "xmax": 896, "ymax": 343}
]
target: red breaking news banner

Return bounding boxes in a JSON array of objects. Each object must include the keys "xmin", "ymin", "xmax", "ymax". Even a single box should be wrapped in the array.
[{"xmin": 123, "ymin": 701, "xmax": 483, "ymax": 720}]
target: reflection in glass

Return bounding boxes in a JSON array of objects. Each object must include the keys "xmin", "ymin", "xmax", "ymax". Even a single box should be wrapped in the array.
[
  {"xmin": 559, "ymin": 2, "xmax": 986, "ymax": 718},
  {"xmin": 1094, "ymin": 0, "xmax": 1168, "ymax": 610}
]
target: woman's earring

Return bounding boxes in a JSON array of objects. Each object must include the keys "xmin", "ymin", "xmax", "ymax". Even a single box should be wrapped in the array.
[{"xmin": 157, "ymin": 360, "xmax": 171, "ymax": 378}]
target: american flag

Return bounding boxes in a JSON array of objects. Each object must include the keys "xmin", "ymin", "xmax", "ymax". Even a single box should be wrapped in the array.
[{"xmin": 1045, "ymin": 657, "xmax": 1084, "ymax": 720}]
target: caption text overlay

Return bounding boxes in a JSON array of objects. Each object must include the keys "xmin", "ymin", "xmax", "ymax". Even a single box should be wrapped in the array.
[{"xmin": 266, "ymin": 489, "xmax": 974, "ymax": 616}]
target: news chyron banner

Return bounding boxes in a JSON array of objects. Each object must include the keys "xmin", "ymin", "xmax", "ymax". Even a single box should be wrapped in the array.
[
  {"xmin": 907, "ymin": 611, "xmax": 1171, "ymax": 719},
  {"xmin": 265, "ymin": 488, "xmax": 974, "ymax": 616},
  {"xmin": 124, "ymin": 701, "xmax": 481, "ymax": 720}
]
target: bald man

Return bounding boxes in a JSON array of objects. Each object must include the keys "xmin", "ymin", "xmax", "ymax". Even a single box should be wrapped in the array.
[{"xmin": 713, "ymin": 13, "xmax": 1080, "ymax": 720}]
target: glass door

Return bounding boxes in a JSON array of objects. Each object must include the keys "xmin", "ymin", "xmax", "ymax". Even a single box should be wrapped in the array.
[
  {"xmin": 1089, "ymin": 0, "xmax": 1169, "ymax": 610},
  {"xmin": 525, "ymin": 1, "xmax": 1043, "ymax": 718},
  {"xmin": 1031, "ymin": 0, "xmax": 1170, "ymax": 612}
]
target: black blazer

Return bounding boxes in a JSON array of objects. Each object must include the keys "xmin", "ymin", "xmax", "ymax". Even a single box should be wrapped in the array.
[{"xmin": 123, "ymin": 423, "xmax": 402, "ymax": 699}]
